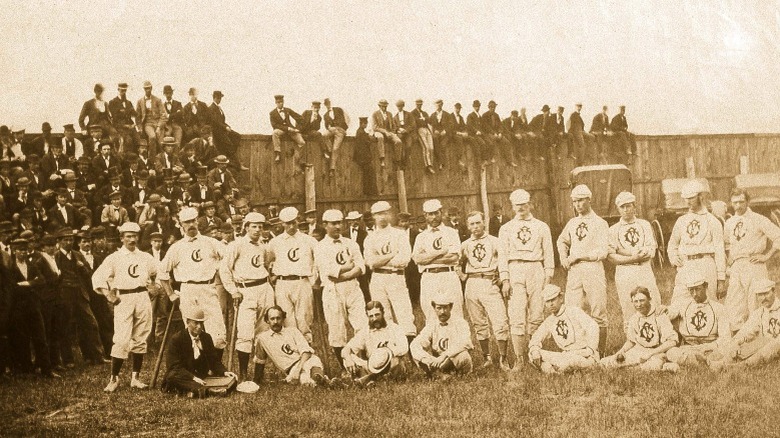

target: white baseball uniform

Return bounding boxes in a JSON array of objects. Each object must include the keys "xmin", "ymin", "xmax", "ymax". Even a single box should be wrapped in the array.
[
  {"xmin": 666, "ymin": 297, "xmax": 731, "ymax": 366},
  {"xmin": 269, "ymin": 230, "xmax": 318, "ymax": 343},
  {"xmin": 159, "ymin": 233, "xmax": 227, "ymax": 349},
  {"xmin": 410, "ymin": 316, "xmax": 473, "ymax": 374},
  {"xmin": 412, "ymin": 225, "xmax": 463, "ymax": 324},
  {"xmin": 498, "ymin": 215, "xmax": 554, "ymax": 336},
  {"xmin": 528, "ymin": 304, "xmax": 600, "ymax": 373},
  {"xmin": 343, "ymin": 321, "xmax": 409, "ymax": 375},
  {"xmin": 557, "ymin": 210, "xmax": 610, "ymax": 327},
  {"xmin": 363, "ymin": 225, "xmax": 416, "ymax": 336},
  {"xmin": 255, "ymin": 326, "xmax": 323, "ymax": 382},
  {"xmin": 713, "ymin": 299, "xmax": 780, "ymax": 368},
  {"xmin": 723, "ymin": 209, "xmax": 780, "ymax": 331},
  {"xmin": 92, "ymin": 246, "xmax": 157, "ymax": 359},
  {"xmin": 461, "ymin": 233, "xmax": 509, "ymax": 342},
  {"xmin": 600, "ymin": 307, "xmax": 678, "ymax": 370},
  {"xmin": 314, "ymin": 235, "xmax": 368, "ymax": 348}
]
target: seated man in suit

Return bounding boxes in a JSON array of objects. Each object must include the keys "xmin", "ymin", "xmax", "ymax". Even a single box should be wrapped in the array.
[
  {"xmin": 269, "ymin": 95, "xmax": 305, "ymax": 165},
  {"xmin": 161, "ymin": 305, "xmax": 237, "ymax": 398},
  {"xmin": 101, "ymin": 190, "xmax": 130, "ymax": 228},
  {"xmin": 298, "ymin": 101, "xmax": 325, "ymax": 170},
  {"xmin": 197, "ymin": 201, "xmax": 222, "ymax": 233},
  {"xmin": 610, "ymin": 105, "xmax": 637, "ymax": 156},
  {"xmin": 186, "ymin": 167, "xmax": 215, "ymax": 208},
  {"xmin": 207, "ymin": 155, "xmax": 237, "ymax": 194},
  {"xmin": 393, "ymin": 100, "xmax": 417, "ymax": 171},
  {"xmin": 589, "ymin": 105, "xmax": 614, "ymax": 158},
  {"xmin": 47, "ymin": 189, "xmax": 84, "ymax": 232},
  {"xmin": 370, "ymin": 99, "xmax": 401, "ymax": 169}
]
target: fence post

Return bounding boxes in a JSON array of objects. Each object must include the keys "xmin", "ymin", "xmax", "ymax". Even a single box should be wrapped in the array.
[
  {"xmin": 397, "ymin": 170, "xmax": 408, "ymax": 213},
  {"xmin": 685, "ymin": 157, "xmax": 696, "ymax": 178},
  {"xmin": 480, "ymin": 165, "xmax": 490, "ymax": 219},
  {"xmin": 305, "ymin": 166, "xmax": 316, "ymax": 212},
  {"xmin": 739, "ymin": 155, "xmax": 749, "ymax": 175}
]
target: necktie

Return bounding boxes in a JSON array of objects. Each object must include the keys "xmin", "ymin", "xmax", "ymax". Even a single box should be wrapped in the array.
[{"xmin": 192, "ymin": 336, "xmax": 202, "ymax": 359}]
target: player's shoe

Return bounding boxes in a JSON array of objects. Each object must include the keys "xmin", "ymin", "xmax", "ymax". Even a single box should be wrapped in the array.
[
  {"xmin": 311, "ymin": 373, "xmax": 329, "ymax": 387},
  {"xmin": 130, "ymin": 378, "xmax": 149, "ymax": 389},
  {"xmin": 662, "ymin": 363, "xmax": 680, "ymax": 373},
  {"xmin": 482, "ymin": 355, "xmax": 493, "ymax": 369},
  {"xmin": 103, "ymin": 377, "xmax": 120, "ymax": 393},
  {"xmin": 499, "ymin": 358, "xmax": 511, "ymax": 372}
]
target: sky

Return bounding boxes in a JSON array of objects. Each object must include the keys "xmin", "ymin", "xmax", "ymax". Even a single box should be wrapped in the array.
[{"xmin": 2, "ymin": 0, "xmax": 779, "ymax": 135}]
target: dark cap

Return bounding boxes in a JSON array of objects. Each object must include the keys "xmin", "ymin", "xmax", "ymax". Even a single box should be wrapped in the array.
[
  {"xmin": 472, "ymin": 100, "xmax": 480, "ymax": 107},
  {"xmin": 41, "ymin": 122, "xmax": 52, "ymax": 131},
  {"xmin": 274, "ymin": 95, "xmax": 284, "ymax": 101},
  {"xmin": 163, "ymin": 85, "xmax": 173, "ymax": 93},
  {"xmin": 118, "ymin": 83, "xmax": 128, "ymax": 90},
  {"xmin": 63, "ymin": 124, "xmax": 75, "ymax": 132},
  {"xmin": 149, "ymin": 232, "xmax": 163, "ymax": 241},
  {"xmin": 40, "ymin": 234, "xmax": 57, "ymax": 246},
  {"xmin": 359, "ymin": 117, "xmax": 368, "ymax": 122},
  {"xmin": 542, "ymin": 105, "xmax": 550, "ymax": 112},
  {"xmin": 488, "ymin": 100, "xmax": 497, "ymax": 107},
  {"xmin": 213, "ymin": 90, "xmax": 224, "ymax": 98}
]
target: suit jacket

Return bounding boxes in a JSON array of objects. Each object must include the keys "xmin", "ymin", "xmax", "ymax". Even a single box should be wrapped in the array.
[
  {"xmin": 466, "ymin": 111, "xmax": 483, "ymax": 136},
  {"xmin": 109, "ymin": 96, "xmax": 137, "ymax": 128},
  {"xmin": 78, "ymin": 98, "xmax": 112, "ymax": 131},
  {"xmin": 8, "ymin": 255, "xmax": 46, "ymax": 297},
  {"xmin": 428, "ymin": 111, "xmax": 453, "ymax": 134},
  {"xmin": 411, "ymin": 109, "xmax": 430, "ymax": 131},
  {"xmin": 197, "ymin": 215, "xmax": 223, "ymax": 233},
  {"xmin": 610, "ymin": 114, "xmax": 629, "ymax": 132},
  {"xmin": 569, "ymin": 111, "xmax": 586, "ymax": 133},
  {"xmin": 555, "ymin": 113, "xmax": 566, "ymax": 134},
  {"xmin": 208, "ymin": 103, "xmax": 230, "ymax": 132},
  {"xmin": 27, "ymin": 135, "xmax": 57, "ymax": 157},
  {"xmin": 488, "ymin": 213, "xmax": 508, "ymax": 237},
  {"xmin": 371, "ymin": 110, "xmax": 397, "ymax": 134},
  {"xmin": 182, "ymin": 101, "xmax": 212, "ymax": 130},
  {"xmin": 19, "ymin": 169, "xmax": 45, "ymax": 192},
  {"xmin": 530, "ymin": 113, "xmax": 556, "ymax": 136},
  {"xmin": 96, "ymin": 184, "xmax": 129, "ymax": 207},
  {"xmin": 163, "ymin": 99, "xmax": 184, "ymax": 125},
  {"xmin": 298, "ymin": 110, "xmax": 323, "ymax": 134},
  {"xmin": 153, "ymin": 152, "xmax": 183, "ymax": 174},
  {"xmin": 590, "ymin": 113, "xmax": 610, "ymax": 134},
  {"xmin": 101, "ymin": 205, "xmax": 129, "ymax": 226},
  {"xmin": 64, "ymin": 187, "xmax": 89, "ymax": 208},
  {"xmin": 502, "ymin": 116, "xmax": 524, "ymax": 135},
  {"xmin": 187, "ymin": 138, "xmax": 219, "ymax": 168},
  {"xmin": 452, "ymin": 112, "xmax": 467, "ymax": 134},
  {"xmin": 207, "ymin": 168, "xmax": 237, "ymax": 193},
  {"xmin": 41, "ymin": 153, "xmax": 72, "ymax": 179},
  {"xmin": 136, "ymin": 95, "xmax": 167, "ymax": 128},
  {"xmin": 481, "ymin": 111, "xmax": 503, "ymax": 135},
  {"xmin": 345, "ymin": 225, "xmax": 368, "ymax": 250},
  {"xmin": 163, "ymin": 329, "xmax": 226, "ymax": 384},
  {"xmin": 216, "ymin": 199, "xmax": 239, "ymax": 222},
  {"xmin": 47, "ymin": 204, "xmax": 82, "ymax": 231},
  {"xmin": 32, "ymin": 251, "xmax": 60, "ymax": 301},
  {"xmin": 393, "ymin": 111, "xmax": 416, "ymax": 134},
  {"xmin": 269, "ymin": 107, "xmax": 301, "ymax": 132},
  {"xmin": 324, "ymin": 107, "xmax": 348, "ymax": 130},
  {"xmin": 54, "ymin": 249, "xmax": 92, "ymax": 298},
  {"xmin": 91, "ymin": 154, "xmax": 122, "ymax": 182},
  {"xmin": 6, "ymin": 193, "xmax": 33, "ymax": 217},
  {"xmin": 187, "ymin": 183, "xmax": 216, "ymax": 206}
]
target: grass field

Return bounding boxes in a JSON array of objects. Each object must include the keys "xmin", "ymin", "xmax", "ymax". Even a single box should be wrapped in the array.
[{"xmin": 2, "ymin": 261, "xmax": 779, "ymax": 437}]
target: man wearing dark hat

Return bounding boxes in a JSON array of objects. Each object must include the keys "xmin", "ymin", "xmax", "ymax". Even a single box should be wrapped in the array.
[
  {"xmin": 197, "ymin": 200, "xmax": 222, "ymax": 233},
  {"xmin": 121, "ymin": 153, "xmax": 142, "ymax": 188},
  {"xmin": 353, "ymin": 116, "xmax": 377, "ymax": 193},
  {"xmin": 40, "ymin": 141, "xmax": 71, "ymax": 182},
  {"xmin": 528, "ymin": 105, "xmax": 556, "ymax": 161},
  {"xmin": 589, "ymin": 105, "xmax": 613, "ymax": 158},
  {"xmin": 161, "ymin": 85, "xmax": 184, "ymax": 147},
  {"xmin": 154, "ymin": 137, "xmax": 183, "ymax": 175},
  {"xmin": 135, "ymin": 81, "xmax": 166, "ymax": 157},
  {"xmin": 27, "ymin": 122, "xmax": 55, "ymax": 157},
  {"xmin": 155, "ymin": 168, "xmax": 183, "ymax": 213},
  {"xmin": 503, "ymin": 110, "xmax": 530, "ymax": 162},
  {"xmin": 610, "ymin": 105, "xmax": 636, "ymax": 155},
  {"xmin": 101, "ymin": 190, "xmax": 130, "ymax": 226},
  {"xmin": 95, "ymin": 166, "xmax": 128, "ymax": 208},
  {"xmin": 209, "ymin": 90, "xmax": 247, "ymax": 171},
  {"xmin": 109, "ymin": 83, "xmax": 139, "ymax": 154},
  {"xmin": 207, "ymin": 155, "xmax": 237, "ymax": 194},
  {"xmin": 182, "ymin": 88, "xmax": 211, "ymax": 142},
  {"xmin": 61, "ymin": 124, "xmax": 85, "ymax": 160},
  {"xmin": 75, "ymin": 155, "xmax": 98, "ymax": 194},
  {"xmin": 466, "ymin": 100, "xmax": 491, "ymax": 165},
  {"xmin": 48, "ymin": 188, "xmax": 81, "ymax": 232},
  {"xmin": 481, "ymin": 100, "xmax": 515, "ymax": 167},
  {"xmin": 298, "ymin": 101, "xmax": 325, "ymax": 169},
  {"xmin": 20, "ymin": 153, "xmax": 44, "ymax": 192},
  {"xmin": 569, "ymin": 103, "xmax": 595, "ymax": 162},
  {"xmin": 269, "ymin": 94, "xmax": 306, "ymax": 165},
  {"xmin": 187, "ymin": 166, "xmax": 215, "ymax": 208},
  {"xmin": 91, "ymin": 142, "xmax": 122, "ymax": 187},
  {"xmin": 186, "ymin": 125, "xmax": 219, "ymax": 170},
  {"xmin": 393, "ymin": 100, "xmax": 417, "ymax": 170},
  {"xmin": 79, "ymin": 83, "xmax": 112, "ymax": 136},
  {"xmin": 37, "ymin": 233, "xmax": 68, "ymax": 369},
  {"xmin": 553, "ymin": 106, "xmax": 570, "ymax": 159},
  {"xmin": 128, "ymin": 169, "xmax": 151, "ymax": 218},
  {"xmin": 412, "ymin": 99, "xmax": 436, "ymax": 173},
  {"xmin": 449, "ymin": 103, "xmax": 469, "ymax": 168},
  {"xmin": 428, "ymin": 99, "xmax": 452, "ymax": 170},
  {"xmin": 8, "ymin": 176, "xmax": 33, "ymax": 217},
  {"xmin": 322, "ymin": 98, "xmax": 349, "ymax": 174},
  {"xmin": 370, "ymin": 99, "xmax": 401, "ymax": 169}
]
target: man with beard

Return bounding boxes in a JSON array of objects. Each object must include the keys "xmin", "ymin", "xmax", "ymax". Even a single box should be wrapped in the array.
[
  {"xmin": 342, "ymin": 301, "xmax": 409, "ymax": 386},
  {"xmin": 410, "ymin": 293, "xmax": 473, "ymax": 379},
  {"xmin": 92, "ymin": 222, "xmax": 158, "ymax": 392}
]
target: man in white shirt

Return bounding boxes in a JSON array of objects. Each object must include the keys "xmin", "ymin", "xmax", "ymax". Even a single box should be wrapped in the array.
[{"xmin": 410, "ymin": 293, "xmax": 474, "ymax": 379}]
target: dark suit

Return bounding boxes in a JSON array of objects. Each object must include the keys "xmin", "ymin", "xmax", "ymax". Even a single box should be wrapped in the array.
[
  {"xmin": 162, "ymin": 329, "xmax": 228, "ymax": 395},
  {"xmin": 209, "ymin": 103, "xmax": 242, "ymax": 161},
  {"xmin": 33, "ymin": 252, "xmax": 65, "ymax": 367},
  {"xmin": 91, "ymin": 154, "xmax": 122, "ymax": 187},
  {"xmin": 27, "ymin": 135, "xmax": 57, "ymax": 157},
  {"xmin": 466, "ymin": 111, "xmax": 490, "ymax": 161},
  {"xmin": 590, "ymin": 112, "xmax": 613, "ymax": 156},
  {"xmin": 162, "ymin": 99, "xmax": 184, "ymax": 146},
  {"xmin": 78, "ymin": 98, "xmax": 112, "ymax": 132},
  {"xmin": 6, "ymin": 193, "xmax": 33, "ymax": 217},
  {"xmin": 482, "ymin": 110, "xmax": 513, "ymax": 164},
  {"xmin": 109, "ymin": 96, "xmax": 140, "ymax": 152},
  {"xmin": 41, "ymin": 153, "xmax": 71, "ymax": 180},
  {"xmin": 182, "ymin": 101, "xmax": 212, "ymax": 141},
  {"xmin": 187, "ymin": 183, "xmax": 216, "ymax": 207},
  {"xmin": 353, "ymin": 127, "xmax": 377, "ymax": 196},
  {"xmin": 610, "ymin": 113, "xmax": 636, "ymax": 155},
  {"xmin": 489, "ymin": 213, "xmax": 508, "ymax": 237},
  {"xmin": 47, "ymin": 204, "xmax": 82, "ymax": 232},
  {"xmin": 428, "ymin": 110, "xmax": 453, "ymax": 167},
  {"xmin": 529, "ymin": 112, "xmax": 556, "ymax": 159},
  {"xmin": 403, "ymin": 227, "xmax": 421, "ymax": 305},
  {"xmin": 393, "ymin": 110, "xmax": 416, "ymax": 168},
  {"xmin": 7, "ymin": 255, "xmax": 53, "ymax": 374},
  {"xmin": 298, "ymin": 110, "xmax": 324, "ymax": 163},
  {"xmin": 269, "ymin": 107, "xmax": 305, "ymax": 155}
]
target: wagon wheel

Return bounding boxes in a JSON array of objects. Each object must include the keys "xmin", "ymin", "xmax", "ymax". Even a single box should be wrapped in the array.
[
  {"xmin": 651, "ymin": 219, "xmax": 666, "ymax": 269},
  {"xmin": 771, "ymin": 209, "xmax": 780, "ymax": 228}
]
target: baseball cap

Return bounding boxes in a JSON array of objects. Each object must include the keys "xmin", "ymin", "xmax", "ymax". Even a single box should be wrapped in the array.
[
  {"xmin": 345, "ymin": 211, "xmax": 361, "ymax": 221},
  {"xmin": 322, "ymin": 209, "xmax": 344, "ymax": 223},
  {"xmin": 367, "ymin": 347, "xmax": 393, "ymax": 374},
  {"xmin": 278, "ymin": 207, "xmax": 299, "ymax": 223},
  {"xmin": 570, "ymin": 184, "xmax": 592, "ymax": 200},
  {"xmin": 117, "ymin": 222, "xmax": 141, "ymax": 234},
  {"xmin": 750, "ymin": 278, "xmax": 775, "ymax": 295},
  {"xmin": 370, "ymin": 201, "xmax": 391, "ymax": 214},
  {"xmin": 243, "ymin": 212, "xmax": 266, "ymax": 224},
  {"xmin": 543, "ymin": 284, "xmax": 562, "ymax": 301},
  {"xmin": 422, "ymin": 199, "xmax": 443, "ymax": 213},
  {"xmin": 178, "ymin": 207, "xmax": 199, "ymax": 223},
  {"xmin": 614, "ymin": 191, "xmax": 636, "ymax": 207},
  {"xmin": 509, "ymin": 189, "xmax": 530, "ymax": 204},
  {"xmin": 430, "ymin": 292, "xmax": 454, "ymax": 307},
  {"xmin": 681, "ymin": 180, "xmax": 705, "ymax": 199},
  {"xmin": 685, "ymin": 270, "xmax": 706, "ymax": 288}
]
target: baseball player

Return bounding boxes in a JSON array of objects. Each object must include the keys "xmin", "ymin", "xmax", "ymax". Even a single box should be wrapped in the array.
[
  {"xmin": 461, "ymin": 211, "xmax": 510, "ymax": 370},
  {"xmin": 497, "ymin": 189, "xmax": 554, "ymax": 370},
  {"xmin": 723, "ymin": 188, "xmax": 780, "ymax": 332},
  {"xmin": 709, "ymin": 279, "xmax": 780, "ymax": 370},
  {"xmin": 362, "ymin": 201, "xmax": 416, "ymax": 342},
  {"xmin": 667, "ymin": 180, "xmax": 726, "ymax": 307},
  {"xmin": 313, "ymin": 209, "xmax": 368, "ymax": 371},
  {"xmin": 412, "ymin": 199, "xmax": 463, "ymax": 324},
  {"xmin": 159, "ymin": 207, "xmax": 227, "ymax": 358},
  {"xmin": 600, "ymin": 286, "xmax": 678, "ymax": 371},
  {"xmin": 556, "ymin": 184, "xmax": 610, "ymax": 356},
  {"xmin": 342, "ymin": 301, "xmax": 409, "ymax": 387},
  {"xmin": 268, "ymin": 206, "xmax": 318, "ymax": 343},
  {"xmin": 410, "ymin": 292, "xmax": 474, "ymax": 379},
  {"xmin": 528, "ymin": 284, "xmax": 600, "ymax": 374},
  {"xmin": 607, "ymin": 191, "xmax": 663, "ymax": 330},
  {"xmin": 219, "ymin": 212, "xmax": 274, "ymax": 382},
  {"xmin": 92, "ymin": 222, "xmax": 158, "ymax": 392},
  {"xmin": 665, "ymin": 270, "xmax": 731, "ymax": 368},
  {"xmin": 255, "ymin": 306, "xmax": 337, "ymax": 387}
]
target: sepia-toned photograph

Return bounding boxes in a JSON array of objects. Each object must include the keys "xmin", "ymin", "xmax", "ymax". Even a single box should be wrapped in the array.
[{"xmin": 1, "ymin": 1, "xmax": 779, "ymax": 436}]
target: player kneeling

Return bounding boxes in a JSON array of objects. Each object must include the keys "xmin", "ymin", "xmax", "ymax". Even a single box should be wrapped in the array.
[
  {"xmin": 528, "ymin": 284, "xmax": 600, "ymax": 374},
  {"xmin": 410, "ymin": 293, "xmax": 474, "ymax": 380},
  {"xmin": 600, "ymin": 287, "xmax": 678, "ymax": 371},
  {"xmin": 342, "ymin": 301, "xmax": 409, "ymax": 387},
  {"xmin": 709, "ymin": 279, "xmax": 780, "ymax": 370},
  {"xmin": 254, "ymin": 306, "xmax": 339, "ymax": 388}
]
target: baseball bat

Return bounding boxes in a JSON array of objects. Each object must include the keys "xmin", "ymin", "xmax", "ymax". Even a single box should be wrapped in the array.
[
  {"xmin": 151, "ymin": 300, "xmax": 177, "ymax": 389},
  {"xmin": 226, "ymin": 301, "xmax": 239, "ymax": 371}
]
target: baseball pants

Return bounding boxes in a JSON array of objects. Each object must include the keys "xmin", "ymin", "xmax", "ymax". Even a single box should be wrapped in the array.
[
  {"xmin": 236, "ymin": 283, "xmax": 275, "ymax": 353},
  {"xmin": 507, "ymin": 261, "xmax": 545, "ymax": 336},
  {"xmin": 420, "ymin": 271, "xmax": 463, "ymax": 325},
  {"xmin": 285, "ymin": 355, "xmax": 324, "ymax": 385},
  {"xmin": 214, "ymin": 273, "xmax": 232, "ymax": 332},
  {"xmin": 615, "ymin": 263, "xmax": 663, "ymax": 328},
  {"xmin": 666, "ymin": 343, "xmax": 716, "ymax": 367},
  {"xmin": 538, "ymin": 349, "xmax": 598, "ymax": 373},
  {"xmin": 111, "ymin": 291, "xmax": 152, "ymax": 360},
  {"xmin": 464, "ymin": 277, "xmax": 509, "ymax": 341},
  {"xmin": 566, "ymin": 261, "xmax": 608, "ymax": 327},
  {"xmin": 322, "ymin": 280, "xmax": 367, "ymax": 348},
  {"xmin": 672, "ymin": 256, "xmax": 718, "ymax": 307},
  {"xmin": 180, "ymin": 283, "xmax": 227, "ymax": 350},
  {"xmin": 415, "ymin": 350, "xmax": 473, "ymax": 374},
  {"xmin": 725, "ymin": 258, "xmax": 767, "ymax": 331},
  {"xmin": 370, "ymin": 272, "xmax": 417, "ymax": 336},
  {"xmin": 418, "ymin": 128, "xmax": 435, "ymax": 167},
  {"xmin": 600, "ymin": 346, "xmax": 668, "ymax": 371},
  {"xmin": 276, "ymin": 278, "xmax": 315, "ymax": 343}
]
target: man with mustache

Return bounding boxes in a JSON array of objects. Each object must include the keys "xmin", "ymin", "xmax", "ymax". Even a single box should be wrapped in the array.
[{"xmin": 410, "ymin": 293, "xmax": 474, "ymax": 380}]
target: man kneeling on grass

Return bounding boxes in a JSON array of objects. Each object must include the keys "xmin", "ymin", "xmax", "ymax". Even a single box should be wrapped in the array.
[
  {"xmin": 600, "ymin": 286, "xmax": 678, "ymax": 371},
  {"xmin": 410, "ymin": 293, "xmax": 474, "ymax": 380},
  {"xmin": 709, "ymin": 279, "xmax": 780, "ymax": 370},
  {"xmin": 528, "ymin": 284, "xmax": 600, "ymax": 374},
  {"xmin": 342, "ymin": 301, "xmax": 409, "ymax": 387},
  {"xmin": 665, "ymin": 270, "xmax": 731, "ymax": 368},
  {"xmin": 254, "ymin": 306, "xmax": 339, "ymax": 388},
  {"xmin": 161, "ymin": 305, "xmax": 237, "ymax": 398}
]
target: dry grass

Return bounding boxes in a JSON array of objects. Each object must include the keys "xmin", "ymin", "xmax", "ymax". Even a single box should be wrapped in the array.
[{"xmin": 1, "ymin": 261, "xmax": 778, "ymax": 437}]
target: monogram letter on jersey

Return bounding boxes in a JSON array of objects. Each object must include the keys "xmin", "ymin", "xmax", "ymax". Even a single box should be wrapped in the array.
[
  {"xmin": 517, "ymin": 226, "xmax": 532, "ymax": 245},
  {"xmin": 623, "ymin": 226, "xmax": 640, "ymax": 248},
  {"xmin": 281, "ymin": 344, "xmax": 294, "ymax": 355},
  {"xmin": 377, "ymin": 341, "xmax": 389, "ymax": 348},
  {"xmin": 287, "ymin": 247, "xmax": 300, "ymax": 262},
  {"xmin": 251, "ymin": 254, "xmax": 263, "ymax": 268},
  {"xmin": 686, "ymin": 219, "xmax": 701, "ymax": 240},
  {"xmin": 432, "ymin": 237, "xmax": 443, "ymax": 251},
  {"xmin": 128, "ymin": 264, "xmax": 140, "ymax": 278},
  {"xmin": 437, "ymin": 338, "xmax": 449, "ymax": 351},
  {"xmin": 733, "ymin": 221, "xmax": 745, "ymax": 242},
  {"xmin": 575, "ymin": 222, "xmax": 588, "ymax": 241},
  {"xmin": 767, "ymin": 317, "xmax": 780, "ymax": 338},
  {"xmin": 555, "ymin": 320, "xmax": 569, "ymax": 339},
  {"xmin": 380, "ymin": 242, "xmax": 392, "ymax": 255},
  {"xmin": 472, "ymin": 243, "xmax": 487, "ymax": 262},
  {"xmin": 336, "ymin": 247, "xmax": 351, "ymax": 265},
  {"xmin": 191, "ymin": 249, "xmax": 202, "ymax": 262},
  {"xmin": 639, "ymin": 321, "xmax": 656, "ymax": 344}
]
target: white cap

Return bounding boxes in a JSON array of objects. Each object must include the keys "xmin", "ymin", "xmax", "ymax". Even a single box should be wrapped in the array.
[
  {"xmin": 243, "ymin": 212, "xmax": 266, "ymax": 224},
  {"xmin": 509, "ymin": 189, "xmax": 531, "ymax": 204},
  {"xmin": 345, "ymin": 211, "xmax": 362, "ymax": 221},
  {"xmin": 685, "ymin": 270, "xmax": 706, "ymax": 288},
  {"xmin": 278, "ymin": 207, "xmax": 298, "ymax": 223},
  {"xmin": 236, "ymin": 380, "xmax": 259, "ymax": 394},
  {"xmin": 614, "ymin": 191, "xmax": 636, "ymax": 207},
  {"xmin": 430, "ymin": 292, "xmax": 454, "ymax": 306},
  {"xmin": 117, "ymin": 222, "xmax": 141, "ymax": 234},
  {"xmin": 750, "ymin": 278, "xmax": 776, "ymax": 295},
  {"xmin": 367, "ymin": 347, "xmax": 393, "ymax": 374},
  {"xmin": 322, "ymin": 209, "xmax": 344, "ymax": 222},
  {"xmin": 371, "ymin": 201, "xmax": 392, "ymax": 214},
  {"xmin": 570, "ymin": 184, "xmax": 592, "ymax": 200},
  {"xmin": 681, "ymin": 180, "xmax": 705, "ymax": 199},
  {"xmin": 178, "ymin": 207, "xmax": 199, "ymax": 222},
  {"xmin": 422, "ymin": 199, "xmax": 443, "ymax": 213},
  {"xmin": 542, "ymin": 284, "xmax": 562, "ymax": 301}
]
